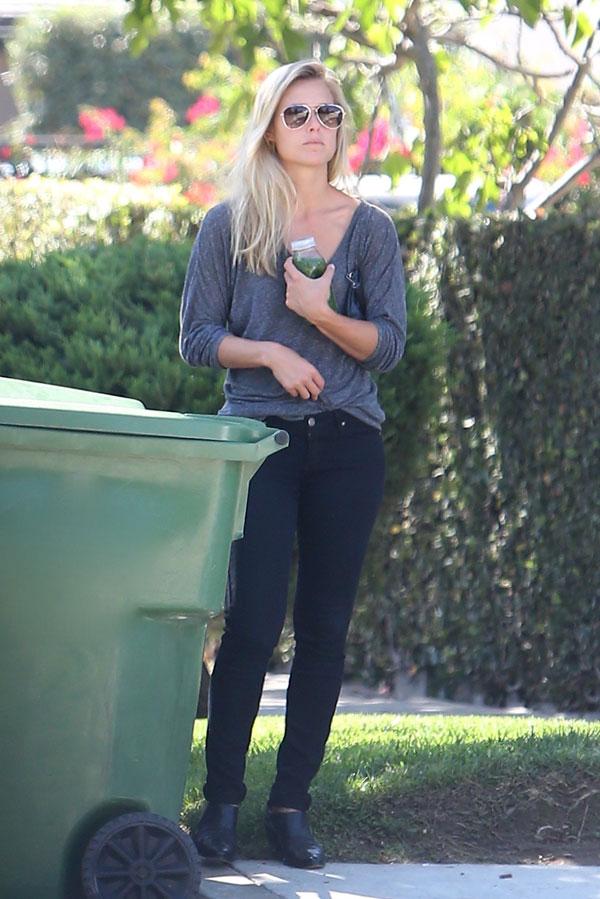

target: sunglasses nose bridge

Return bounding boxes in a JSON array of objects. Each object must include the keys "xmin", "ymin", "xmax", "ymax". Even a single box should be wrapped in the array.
[{"xmin": 306, "ymin": 107, "xmax": 321, "ymax": 129}]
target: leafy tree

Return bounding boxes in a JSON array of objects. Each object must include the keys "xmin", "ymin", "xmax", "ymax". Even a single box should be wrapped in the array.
[{"xmin": 121, "ymin": 0, "xmax": 600, "ymax": 215}]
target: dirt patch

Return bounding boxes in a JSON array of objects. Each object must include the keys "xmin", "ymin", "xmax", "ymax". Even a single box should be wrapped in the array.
[{"xmin": 332, "ymin": 769, "xmax": 600, "ymax": 866}]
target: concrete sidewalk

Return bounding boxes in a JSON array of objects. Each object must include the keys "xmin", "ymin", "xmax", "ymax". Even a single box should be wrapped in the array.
[
  {"xmin": 199, "ymin": 861, "xmax": 600, "ymax": 898},
  {"xmin": 259, "ymin": 673, "xmax": 535, "ymax": 717}
]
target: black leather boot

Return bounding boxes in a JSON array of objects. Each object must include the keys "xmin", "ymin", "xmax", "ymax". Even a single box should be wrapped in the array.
[
  {"xmin": 191, "ymin": 802, "xmax": 239, "ymax": 862},
  {"xmin": 265, "ymin": 809, "xmax": 326, "ymax": 868}
]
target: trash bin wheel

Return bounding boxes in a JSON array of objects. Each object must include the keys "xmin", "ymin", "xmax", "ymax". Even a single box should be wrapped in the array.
[{"xmin": 81, "ymin": 811, "xmax": 202, "ymax": 898}]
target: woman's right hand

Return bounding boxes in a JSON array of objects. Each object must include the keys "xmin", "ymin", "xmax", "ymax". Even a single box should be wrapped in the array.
[{"xmin": 264, "ymin": 343, "xmax": 325, "ymax": 400}]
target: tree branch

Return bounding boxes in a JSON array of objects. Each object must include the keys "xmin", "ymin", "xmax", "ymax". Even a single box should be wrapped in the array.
[
  {"xmin": 542, "ymin": 11, "xmax": 585, "ymax": 66},
  {"xmin": 502, "ymin": 32, "xmax": 595, "ymax": 211},
  {"xmin": 524, "ymin": 148, "xmax": 600, "ymax": 214},
  {"xmin": 404, "ymin": 0, "xmax": 440, "ymax": 213},
  {"xmin": 437, "ymin": 33, "xmax": 575, "ymax": 79}
]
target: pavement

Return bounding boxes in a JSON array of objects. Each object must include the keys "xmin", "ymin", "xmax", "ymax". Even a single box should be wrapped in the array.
[
  {"xmin": 195, "ymin": 673, "xmax": 600, "ymax": 899},
  {"xmin": 199, "ymin": 861, "xmax": 600, "ymax": 899}
]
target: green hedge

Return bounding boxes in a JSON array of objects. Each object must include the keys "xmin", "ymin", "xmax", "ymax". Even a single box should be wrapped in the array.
[
  {"xmin": 0, "ymin": 236, "xmax": 220, "ymax": 412},
  {"xmin": 8, "ymin": 6, "xmax": 208, "ymax": 133},
  {"xmin": 347, "ymin": 211, "xmax": 600, "ymax": 712}
]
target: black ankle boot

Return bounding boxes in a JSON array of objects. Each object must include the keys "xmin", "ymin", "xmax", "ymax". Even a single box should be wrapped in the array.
[
  {"xmin": 265, "ymin": 809, "xmax": 325, "ymax": 868},
  {"xmin": 191, "ymin": 802, "xmax": 239, "ymax": 862}
]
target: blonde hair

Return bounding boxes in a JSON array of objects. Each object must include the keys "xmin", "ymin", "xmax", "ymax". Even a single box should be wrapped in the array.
[{"xmin": 227, "ymin": 59, "xmax": 354, "ymax": 277}]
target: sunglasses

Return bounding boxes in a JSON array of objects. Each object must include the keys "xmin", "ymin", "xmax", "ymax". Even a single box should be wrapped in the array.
[{"xmin": 280, "ymin": 103, "xmax": 345, "ymax": 130}]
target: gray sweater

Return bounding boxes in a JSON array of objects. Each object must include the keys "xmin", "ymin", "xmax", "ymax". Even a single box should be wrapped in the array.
[{"xmin": 179, "ymin": 199, "xmax": 406, "ymax": 429}]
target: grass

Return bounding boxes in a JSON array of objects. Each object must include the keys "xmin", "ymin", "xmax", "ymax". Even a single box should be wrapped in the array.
[{"xmin": 182, "ymin": 714, "xmax": 600, "ymax": 865}]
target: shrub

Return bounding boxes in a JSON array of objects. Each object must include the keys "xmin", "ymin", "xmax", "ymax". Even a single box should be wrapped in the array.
[
  {"xmin": 348, "ymin": 211, "xmax": 600, "ymax": 713},
  {"xmin": 0, "ymin": 234, "xmax": 221, "ymax": 412},
  {"xmin": 0, "ymin": 177, "xmax": 198, "ymax": 262}
]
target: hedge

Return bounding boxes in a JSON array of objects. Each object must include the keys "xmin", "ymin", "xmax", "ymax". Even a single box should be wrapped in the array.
[
  {"xmin": 0, "ymin": 236, "xmax": 221, "ymax": 413},
  {"xmin": 347, "ymin": 211, "xmax": 600, "ymax": 712}
]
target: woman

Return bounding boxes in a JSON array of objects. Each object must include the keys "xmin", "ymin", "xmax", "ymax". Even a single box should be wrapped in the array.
[{"xmin": 179, "ymin": 58, "xmax": 406, "ymax": 869}]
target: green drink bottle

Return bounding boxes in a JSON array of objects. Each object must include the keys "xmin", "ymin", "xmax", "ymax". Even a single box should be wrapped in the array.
[{"xmin": 290, "ymin": 236, "xmax": 337, "ymax": 311}]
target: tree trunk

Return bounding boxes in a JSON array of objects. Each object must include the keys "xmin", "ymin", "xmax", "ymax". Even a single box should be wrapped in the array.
[{"xmin": 405, "ymin": 4, "xmax": 441, "ymax": 213}]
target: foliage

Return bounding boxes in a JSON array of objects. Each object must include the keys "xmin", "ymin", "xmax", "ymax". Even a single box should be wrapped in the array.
[
  {"xmin": 349, "ymin": 208, "xmax": 600, "ymax": 713},
  {"xmin": 106, "ymin": 51, "xmax": 275, "ymax": 201},
  {"xmin": 119, "ymin": 0, "xmax": 600, "ymax": 212},
  {"xmin": 7, "ymin": 5, "xmax": 209, "ymax": 133},
  {"xmin": 0, "ymin": 234, "xmax": 222, "ymax": 413},
  {"xmin": 0, "ymin": 177, "xmax": 199, "ymax": 262},
  {"xmin": 6, "ymin": 2, "xmax": 599, "ymax": 215}
]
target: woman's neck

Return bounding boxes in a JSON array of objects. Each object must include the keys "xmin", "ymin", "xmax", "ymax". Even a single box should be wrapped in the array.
[{"xmin": 287, "ymin": 167, "xmax": 338, "ymax": 215}]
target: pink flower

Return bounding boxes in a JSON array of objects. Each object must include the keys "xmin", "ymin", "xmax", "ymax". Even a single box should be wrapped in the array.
[
  {"xmin": 79, "ymin": 107, "xmax": 126, "ymax": 141},
  {"xmin": 0, "ymin": 145, "xmax": 11, "ymax": 159},
  {"xmin": 185, "ymin": 95, "xmax": 221, "ymax": 124},
  {"xmin": 79, "ymin": 115, "xmax": 104, "ymax": 141},
  {"xmin": 183, "ymin": 180, "xmax": 217, "ymax": 206},
  {"xmin": 162, "ymin": 161, "xmax": 179, "ymax": 183},
  {"xmin": 101, "ymin": 108, "xmax": 126, "ymax": 131},
  {"xmin": 142, "ymin": 154, "xmax": 159, "ymax": 169},
  {"xmin": 577, "ymin": 170, "xmax": 591, "ymax": 186},
  {"xmin": 348, "ymin": 144, "xmax": 367, "ymax": 173},
  {"xmin": 132, "ymin": 154, "xmax": 179, "ymax": 185},
  {"xmin": 571, "ymin": 119, "xmax": 589, "ymax": 142},
  {"xmin": 568, "ymin": 143, "xmax": 586, "ymax": 164},
  {"xmin": 356, "ymin": 119, "xmax": 390, "ymax": 159},
  {"xmin": 389, "ymin": 136, "xmax": 411, "ymax": 157}
]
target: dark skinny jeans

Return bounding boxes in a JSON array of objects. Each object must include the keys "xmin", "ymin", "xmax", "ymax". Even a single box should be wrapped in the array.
[{"xmin": 203, "ymin": 409, "xmax": 385, "ymax": 811}]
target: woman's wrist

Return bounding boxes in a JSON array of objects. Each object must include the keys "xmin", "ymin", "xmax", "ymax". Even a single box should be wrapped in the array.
[
  {"xmin": 310, "ymin": 305, "xmax": 338, "ymax": 330},
  {"xmin": 260, "ymin": 341, "xmax": 283, "ymax": 370}
]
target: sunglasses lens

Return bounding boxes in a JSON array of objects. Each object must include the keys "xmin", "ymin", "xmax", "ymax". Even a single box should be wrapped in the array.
[
  {"xmin": 317, "ymin": 104, "xmax": 344, "ymax": 128},
  {"xmin": 282, "ymin": 105, "xmax": 311, "ymax": 129}
]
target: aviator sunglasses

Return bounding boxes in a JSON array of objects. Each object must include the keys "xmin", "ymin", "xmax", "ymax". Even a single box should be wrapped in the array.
[{"xmin": 280, "ymin": 103, "xmax": 345, "ymax": 130}]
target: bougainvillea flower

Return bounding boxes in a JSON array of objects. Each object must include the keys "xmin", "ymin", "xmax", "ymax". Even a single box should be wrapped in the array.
[
  {"xmin": 356, "ymin": 119, "xmax": 390, "ymax": 158},
  {"xmin": 185, "ymin": 95, "xmax": 221, "ymax": 124},
  {"xmin": 79, "ymin": 107, "xmax": 126, "ymax": 141}
]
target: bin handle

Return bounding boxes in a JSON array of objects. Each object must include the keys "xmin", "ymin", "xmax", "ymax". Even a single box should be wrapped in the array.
[{"xmin": 231, "ymin": 429, "xmax": 289, "ymax": 538}]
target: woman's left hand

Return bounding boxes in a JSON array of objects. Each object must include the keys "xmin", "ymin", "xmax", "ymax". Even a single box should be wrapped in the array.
[{"xmin": 283, "ymin": 257, "xmax": 335, "ymax": 325}]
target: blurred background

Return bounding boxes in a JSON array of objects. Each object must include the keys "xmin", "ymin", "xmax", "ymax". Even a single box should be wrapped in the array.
[{"xmin": 3, "ymin": 0, "xmax": 600, "ymax": 216}]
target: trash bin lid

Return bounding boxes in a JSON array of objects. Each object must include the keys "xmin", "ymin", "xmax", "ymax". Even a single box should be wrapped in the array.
[
  {"xmin": 0, "ymin": 378, "xmax": 272, "ymax": 444},
  {"xmin": 0, "ymin": 377, "xmax": 144, "ymax": 409}
]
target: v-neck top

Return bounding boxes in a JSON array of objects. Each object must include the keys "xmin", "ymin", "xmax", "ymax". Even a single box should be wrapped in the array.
[
  {"xmin": 179, "ymin": 199, "xmax": 406, "ymax": 429},
  {"xmin": 281, "ymin": 199, "xmax": 364, "ymax": 265}
]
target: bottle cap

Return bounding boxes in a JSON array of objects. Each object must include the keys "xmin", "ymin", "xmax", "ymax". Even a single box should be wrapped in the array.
[{"xmin": 290, "ymin": 236, "xmax": 317, "ymax": 252}]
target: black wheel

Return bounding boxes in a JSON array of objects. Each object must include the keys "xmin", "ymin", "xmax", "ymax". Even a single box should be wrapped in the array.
[{"xmin": 81, "ymin": 811, "xmax": 202, "ymax": 898}]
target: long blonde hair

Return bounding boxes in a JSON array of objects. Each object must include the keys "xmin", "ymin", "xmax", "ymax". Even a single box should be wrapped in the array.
[{"xmin": 227, "ymin": 59, "xmax": 354, "ymax": 277}]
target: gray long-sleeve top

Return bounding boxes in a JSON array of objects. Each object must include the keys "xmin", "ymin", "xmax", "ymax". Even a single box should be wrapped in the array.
[{"xmin": 179, "ymin": 199, "xmax": 406, "ymax": 429}]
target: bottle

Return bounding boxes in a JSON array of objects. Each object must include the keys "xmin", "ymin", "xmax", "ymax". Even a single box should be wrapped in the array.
[{"xmin": 290, "ymin": 237, "xmax": 337, "ymax": 311}]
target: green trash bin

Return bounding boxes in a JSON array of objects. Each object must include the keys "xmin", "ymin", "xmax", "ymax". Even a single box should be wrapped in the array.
[{"xmin": 0, "ymin": 377, "xmax": 288, "ymax": 899}]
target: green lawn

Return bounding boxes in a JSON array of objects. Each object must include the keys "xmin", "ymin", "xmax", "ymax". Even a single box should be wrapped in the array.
[{"xmin": 183, "ymin": 714, "xmax": 600, "ymax": 865}]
